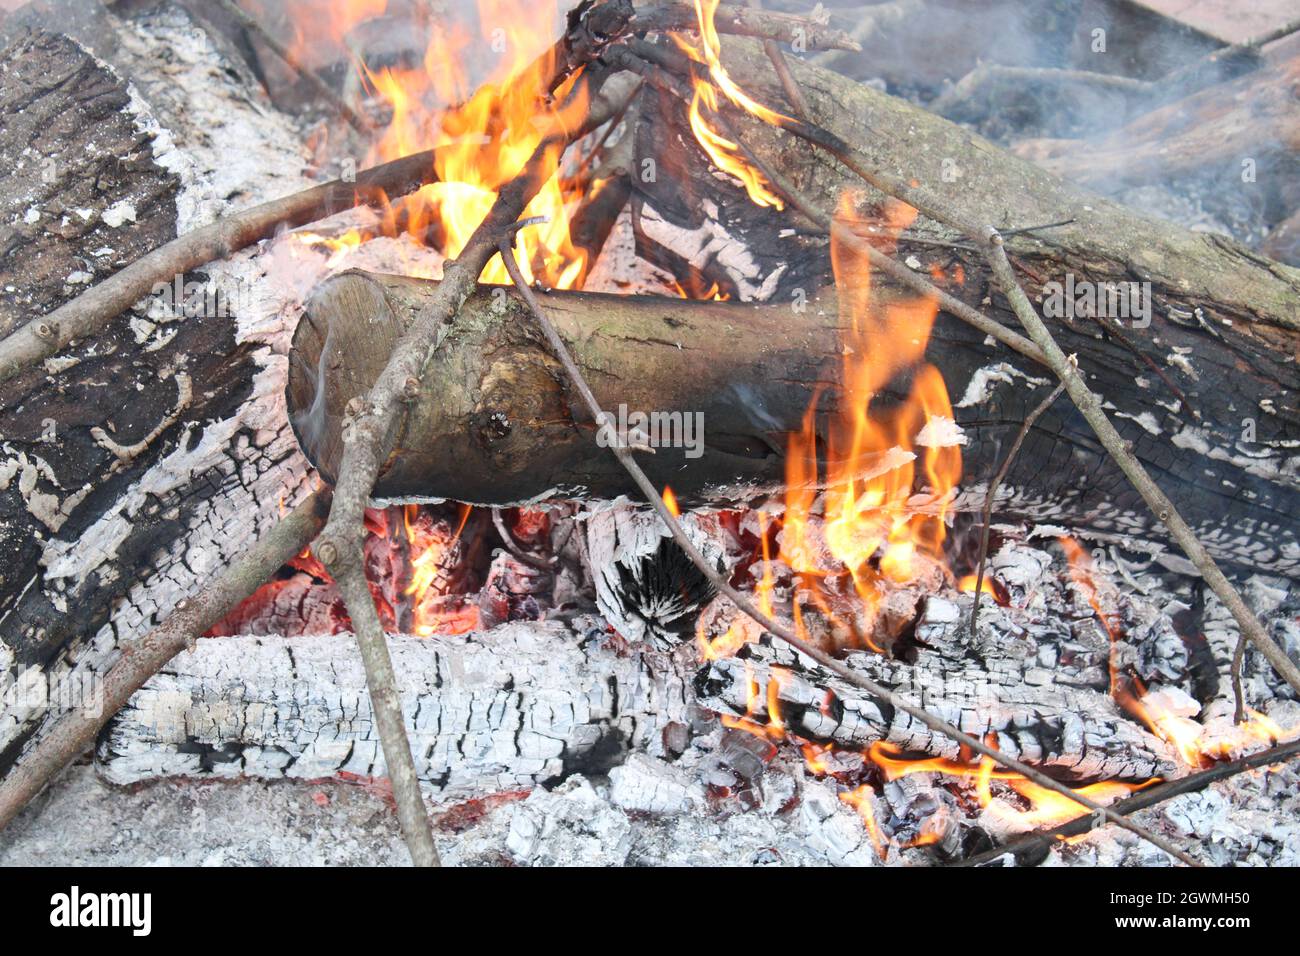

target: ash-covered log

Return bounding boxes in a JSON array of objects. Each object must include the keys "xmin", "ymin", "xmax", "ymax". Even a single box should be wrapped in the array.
[
  {"xmin": 96, "ymin": 621, "xmax": 694, "ymax": 795},
  {"xmin": 0, "ymin": 20, "xmax": 315, "ymax": 783}
]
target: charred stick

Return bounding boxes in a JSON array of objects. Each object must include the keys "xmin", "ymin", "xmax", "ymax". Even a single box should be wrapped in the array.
[
  {"xmin": 0, "ymin": 492, "xmax": 330, "ymax": 832},
  {"xmin": 969, "ymin": 380, "xmax": 1066, "ymax": 633},
  {"xmin": 960, "ymin": 737, "xmax": 1300, "ymax": 867},
  {"xmin": 308, "ymin": 67, "xmax": 640, "ymax": 868},
  {"xmin": 497, "ymin": 229, "xmax": 1201, "ymax": 868},
  {"xmin": 215, "ymin": 0, "xmax": 371, "ymax": 134}
]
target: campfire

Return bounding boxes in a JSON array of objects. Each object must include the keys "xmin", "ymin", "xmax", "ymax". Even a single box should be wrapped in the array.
[{"xmin": 1, "ymin": 0, "xmax": 1299, "ymax": 873}]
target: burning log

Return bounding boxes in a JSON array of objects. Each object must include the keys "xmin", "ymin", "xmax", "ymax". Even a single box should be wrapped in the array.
[
  {"xmin": 630, "ymin": 36, "xmax": 1300, "ymax": 576},
  {"xmin": 1013, "ymin": 48, "xmax": 1300, "ymax": 205},
  {"xmin": 95, "ymin": 622, "xmax": 694, "ymax": 796}
]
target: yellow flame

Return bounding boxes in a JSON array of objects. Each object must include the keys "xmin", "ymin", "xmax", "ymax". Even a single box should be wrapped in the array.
[
  {"xmin": 281, "ymin": 0, "xmax": 590, "ymax": 289},
  {"xmin": 673, "ymin": 0, "xmax": 786, "ymax": 208}
]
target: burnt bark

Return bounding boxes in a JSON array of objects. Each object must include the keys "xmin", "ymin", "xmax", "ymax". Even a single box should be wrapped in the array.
[
  {"xmin": 0, "ymin": 31, "xmax": 307, "ymax": 781},
  {"xmin": 630, "ymin": 37, "xmax": 1300, "ymax": 576}
]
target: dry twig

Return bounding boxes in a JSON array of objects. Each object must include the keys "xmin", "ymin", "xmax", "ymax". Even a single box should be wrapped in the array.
[{"xmin": 636, "ymin": 1, "xmax": 862, "ymax": 52}]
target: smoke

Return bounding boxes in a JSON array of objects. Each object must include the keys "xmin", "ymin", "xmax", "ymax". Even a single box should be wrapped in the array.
[{"xmin": 291, "ymin": 317, "xmax": 334, "ymax": 459}]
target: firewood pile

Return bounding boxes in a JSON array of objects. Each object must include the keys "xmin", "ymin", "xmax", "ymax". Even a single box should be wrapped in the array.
[{"xmin": 1, "ymin": 0, "xmax": 1298, "ymax": 869}]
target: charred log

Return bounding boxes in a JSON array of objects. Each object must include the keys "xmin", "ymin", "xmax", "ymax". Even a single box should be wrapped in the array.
[
  {"xmin": 630, "ymin": 37, "xmax": 1300, "ymax": 576},
  {"xmin": 0, "ymin": 27, "xmax": 313, "ymax": 781}
]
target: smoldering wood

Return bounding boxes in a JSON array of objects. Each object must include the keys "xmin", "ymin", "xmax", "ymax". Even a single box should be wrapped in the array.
[
  {"xmin": 583, "ymin": 504, "xmax": 736, "ymax": 647},
  {"xmin": 96, "ymin": 621, "xmax": 695, "ymax": 795},
  {"xmin": 631, "ymin": 36, "xmax": 1300, "ymax": 577},
  {"xmin": 697, "ymin": 592, "xmax": 1182, "ymax": 782}
]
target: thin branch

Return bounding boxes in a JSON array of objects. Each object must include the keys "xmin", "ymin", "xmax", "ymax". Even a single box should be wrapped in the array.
[
  {"xmin": 746, "ymin": 0, "xmax": 810, "ymax": 119},
  {"xmin": 0, "ymin": 492, "xmax": 330, "ymax": 832},
  {"xmin": 496, "ymin": 228, "xmax": 1201, "ymax": 868},
  {"xmin": 931, "ymin": 64, "xmax": 1150, "ymax": 119},
  {"xmin": 491, "ymin": 508, "xmax": 558, "ymax": 571},
  {"xmin": 215, "ymin": 0, "xmax": 372, "ymax": 134},
  {"xmin": 959, "ymin": 737, "xmax": 1300, "ymax": 867},
  {"xmin": 970, "ymin": 379, "xmax": 1065, "ymax": 633},
  {"xmin": 308, "ymin": 64, "xmax": 641, "ymax": 867},
  {"xmin": 811, "ymin": 0, "xmax": 926, "ymax": 68},
  {"xmin": 1150, "ymin": 16, "xmax": 1300, "ymax": 99}
]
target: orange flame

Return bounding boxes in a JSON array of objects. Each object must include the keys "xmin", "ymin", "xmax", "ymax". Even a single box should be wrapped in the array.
[
  {"xmin": 403, "ymin": 503, "xmax": 479, "ymax": 636},
  {"xmin": 673, "ymin": 0, "xmax": 786, "ymax": 208},
  {"xmin": 280, "ymin": 0, "xmax": 591, "ymax": 289},
  {"xmin": 869, "ymin": 741, "xmax": 1154, "ymax": 834},
  {"xmin": 662, "ymin": 486, "xmax": 681, "ymax": 518},
  {"xmin": 771, "ymin": 195, "xmax": 959, "ymax": 652},
  {"xmin": 839, "ymin": 785, "xmax": 889, "ymax": 860}
]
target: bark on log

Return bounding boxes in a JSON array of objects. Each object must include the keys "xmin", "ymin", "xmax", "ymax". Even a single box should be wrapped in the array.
[
  {"xmin": 0, "ymin": 27, "xmax": 314, "ymax": 781},
  {"xmin": 96, "ymin": 621, "xmax": 694, "ymax": 796},
  {"xmin": 287, "ymin": 268, "xmax": 849, "ymax": 505},
  {"xmin": 631, "ymin": 37, "xmax": 1300, "ymax": 577}
]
